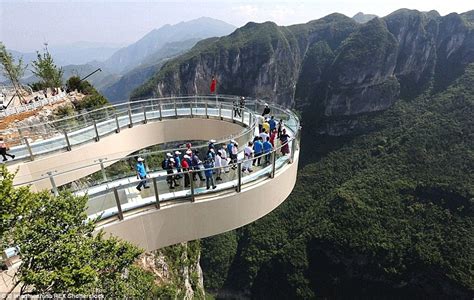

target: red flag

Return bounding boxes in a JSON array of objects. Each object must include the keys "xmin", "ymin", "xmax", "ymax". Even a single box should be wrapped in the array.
[{"xmin": 210, "ymin": 77, "xmax": 217, "ymax": 93}]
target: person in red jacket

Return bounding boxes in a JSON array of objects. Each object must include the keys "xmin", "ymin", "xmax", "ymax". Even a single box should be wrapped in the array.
[{"xmin": 181, "ymin": 155, "xmax": 191, "ymax": 188}]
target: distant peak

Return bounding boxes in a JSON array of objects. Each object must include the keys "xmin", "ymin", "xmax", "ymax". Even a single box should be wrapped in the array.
[{"xmin": 352, "ymin": 12, "xmax": 378, "ymax": 24}]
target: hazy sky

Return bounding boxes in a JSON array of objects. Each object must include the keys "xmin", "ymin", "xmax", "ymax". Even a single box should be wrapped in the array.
[{"xmin": 1, "ymin": 0, "xmax": 472, "ymax": 52}]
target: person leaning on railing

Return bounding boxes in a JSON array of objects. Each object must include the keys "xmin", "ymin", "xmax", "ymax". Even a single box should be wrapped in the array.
[{"xmin": 0, "ymin": 137, "xmax": 15, "ymax": 162}]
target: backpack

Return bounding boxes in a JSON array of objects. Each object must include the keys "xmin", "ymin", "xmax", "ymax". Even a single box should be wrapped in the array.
[{"xmin": 161, "ymin": 159, "xmax": 168, "ymax": 169}]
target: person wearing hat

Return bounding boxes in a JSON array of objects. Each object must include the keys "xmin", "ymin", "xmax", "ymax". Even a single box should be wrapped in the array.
[
  {"xmin": 166, "ymin": 157, "xmax": 179, "ymax": 189},
  {"xmin": 135, "ymin": 157, "xmax": 150, "ymax": 191},
  {"xmin": 208, "ymin": 140, "xmax": 216, "ymax": 160},
  {"xmin": 181, "ymin": 154, "xmax": 191, "ymax": 187},
  {"xmin": 243, "ymin": 141, "xmax": 254, "ymax": 173},
  {"xmin": 218, "ymin": 145, "xmax": 229, "ymax": 173},
  {"xmin": 174, "ymin": 151, "xmax": 182, "ymax": 179},
  {"xmin": 161, "ymin": 153, "xmax": 172, "ymax": 170},
  {"xmin": 262, "ymin": 103, "xmax": 270, "ymax": 116}
]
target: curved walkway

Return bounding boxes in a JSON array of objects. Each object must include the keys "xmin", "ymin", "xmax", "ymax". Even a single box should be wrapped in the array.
[{"xmin": 4, "ymin": 96, "xmax": 300, "ymax": 251}]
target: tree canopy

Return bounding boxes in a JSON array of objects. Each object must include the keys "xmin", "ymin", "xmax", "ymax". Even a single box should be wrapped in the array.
[
  {"xmin": 0, "ymin": 166, "xmax": 160, "ymax": 297},
  {"xmin": 31, "ymin": 46, "xmax": 63, "ymax": 90}
]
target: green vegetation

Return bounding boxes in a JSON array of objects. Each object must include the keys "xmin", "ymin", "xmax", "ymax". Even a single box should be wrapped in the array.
[
  {"xmin": 154, "ymin": 241, "xmax": 205, "ymax": 299},
  {"xmin": 131, "ymin": 21, "xmax": 300, "ymax": 99},
  {"xmin": 202, "ymin": 65, "xmax": 474, "ymax": 298},
  {"xmin": 0, "ymin": 166, "xmax": 169, "ymax": 297},
  {"xmin": 0, "ymin": 42, "xmax": 28, "ymax": 102},
  {"xmin": 31, "ymin": 47, "xmax": 63, "ymax": 90},
  {"xmin": 1, "ymin": 167, "xmax": 209, "ymax": 297},
  {"xmin": 200, "ymin": 231, "xmax": 238, "ymax": 292}
]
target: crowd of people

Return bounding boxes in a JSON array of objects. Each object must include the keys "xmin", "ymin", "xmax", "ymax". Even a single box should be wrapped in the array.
[{"xmin": 135, "ymin": 102, "xmax": 293, "ymax": 193}]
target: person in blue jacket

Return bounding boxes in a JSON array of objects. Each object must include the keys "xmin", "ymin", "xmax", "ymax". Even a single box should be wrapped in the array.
[
  {"xmin": 253, "ymin": 137, "xmax": 264, "ymax": 166},
  {"xmin": 263, "ymin": 136, "xmax": 273, "ymax": 164},
  {"xmin": 203, "ymin": 154, "xmax": 217, "ymax": 190},
  {"xmin": 135, "ymin": 157, "xmax": 150, "ymax": 191},
  {"xmin": 269, "ymin": 116, "xmax": 277, "ymax": 132},
  {"xmin": 174, "ymin": 151, "xmax": 182, "ymax": 179}
]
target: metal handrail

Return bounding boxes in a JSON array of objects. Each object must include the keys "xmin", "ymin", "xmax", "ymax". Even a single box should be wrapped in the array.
[
  {"xmin": 10, "ymin": 96, "xmax": 299, "ymax": 190},
  {"xmin": 5, "ymin": 94, "xmax": 300, "ymax": 223},
  {"xmin": 12, "ymin": 103, "xmax": 259, "ymax": 186},
  {"xmin": 6, "ymin": 97, "xmax": 260, "ymax": 163},
  {"xmin": 87, "ymin": 132, "xmax": 299, "ymax": 222}
]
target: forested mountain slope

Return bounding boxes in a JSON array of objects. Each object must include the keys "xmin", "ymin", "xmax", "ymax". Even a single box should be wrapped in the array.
[
  {"xmin": 201, "ymin": 62, "xmax": 474, "ymax": 299},
  {"xmin": 132, "ymin": 9, "xmax": 473, "ymax": 135}
]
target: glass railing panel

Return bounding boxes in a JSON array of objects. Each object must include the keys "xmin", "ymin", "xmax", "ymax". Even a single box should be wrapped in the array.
[
  {"xmin": 176, "ymin": 100, "xmax": 191, "ymax": 117},
  {"xmin": 161, "ymin": 103, "xmax": 176, "ymax": 118},
  {"xmin": 85, "ymin": 188, "xmax": 120, "ymax": 219}
]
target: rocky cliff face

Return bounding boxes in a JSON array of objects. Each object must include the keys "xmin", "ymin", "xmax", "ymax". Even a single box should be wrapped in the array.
[
  {"xmin": 138, "ymin": 242, "xmax": 205, "ymax": 299},
  {"xmin": 132, "ymin": 9, "xmax": 474, "ymax": 135}
]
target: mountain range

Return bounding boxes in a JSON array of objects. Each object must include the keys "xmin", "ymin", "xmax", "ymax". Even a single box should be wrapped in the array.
[{"xmin": 6, "ymin": 17, "xmax": 236, "ymax": 103}]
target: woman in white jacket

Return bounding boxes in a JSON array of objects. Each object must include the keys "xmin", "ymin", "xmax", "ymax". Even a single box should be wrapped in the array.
[
  {"xmin": 215, "ymin": 151, "xmax": 223, "ymax": 181},
  {"xmin": 218, "ymin": 145, "xmax": 229, "ymax": 173}
]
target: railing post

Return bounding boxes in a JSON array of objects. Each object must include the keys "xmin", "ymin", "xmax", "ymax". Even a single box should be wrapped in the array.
[
  {"xmin": 17, "ymin": 128, "xmax": 24, "ymax": 144},
  {"xmin": 159, "ymin": 103, "xmax": 162, "ymax": 121},
  {"xmin": 98, "ymin": 158, "xmax": 107, "ymax": 182},
  {"xmin": 47, "ymin": 171, "xmax": 58, "ymax": 196},
  {"xmin": 143, "ymin": 105, "xmax": 148, "ymax": 124},
  {"xmin": 271, "ymin": 151, "xmax": 277, "ymax": 178},
  {"xmin": 24, "ymin": 137, "xmax": 34, "ymax": 161},
  {"xmin": 219, "ymin": 103, "xmax": 222, "ymax": 120},
  {"xmin": 63, "ymin": 131, "xmax": 71, "ymax": 151},
  {"xmin": 291, "ymin": 138, "xmax": 297, "ymax": 163},
  {"xmin": 93, "ymin": 120, "xmax": 100, "ymax": 142},
  {"xmin": 190, "ymin": 171, "xmax": 195, "ymax": 202},
  {"xmin": 231, "ymin": 105, "xmax": 234, "ymax": 123},
  {"xmin": 115, "ymin": 113, "xmax": 120, "ymax": 133},
  {"xmin": 205, "ymin": 101, "xmax": 208, "ymax": 118},
  {"xmin": 113, "ymin": 187, "xmax": 124, "ymax": 220},
  {"xmin": 241, "ymin": 107, "xmax": 245, "ymax": 124},
  {"xmin": 236, "ymin": 162, "xmax": 242, "ymax": 192},
  {"xmin": 190, "ymin": 100, "xmax": 194, "ymax": 118},
  {"xmin": 152, "ymin": 177, "xmax": 160, "ymax": 209},
  {"xmin": 128, "ymin": 104, "xmax": 133, "ymax": 128},
  {"xmin": 174, "ymin": 99, "xmax": 178, "ymax": 117}
]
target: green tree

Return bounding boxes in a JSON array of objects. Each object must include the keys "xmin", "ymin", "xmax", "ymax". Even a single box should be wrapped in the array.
[
  {"xmin": 0, "ymin": 166, "xmax": 160, "ymax": 297},
  {"xmin": 0, "ymin": 42, "xmax": 28, "ymax": 104},
  {"xmin": 66, "ymin": 76, "xmax": 95, "ymax": 95},
  {"xmin": 31, "ymin": 45, "xmax": 63, "ymax": 90}
]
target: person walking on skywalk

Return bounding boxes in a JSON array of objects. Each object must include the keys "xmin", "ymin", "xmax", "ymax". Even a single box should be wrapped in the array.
[
  {"xmin": 0, "ymin": 137, "xmax": 15, "ymax": 162},
  {"xmin": 135, "ymin": 157, "xmax": 150, "ymax": 191}
]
